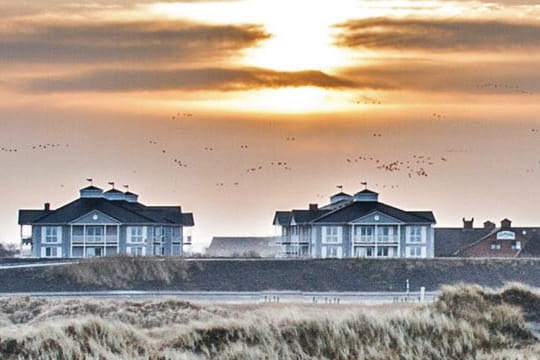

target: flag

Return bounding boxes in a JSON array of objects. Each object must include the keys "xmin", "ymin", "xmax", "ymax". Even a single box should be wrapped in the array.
[{"xmin": 108, "ymin": 181, "xmax": 115, "ymax": 188}]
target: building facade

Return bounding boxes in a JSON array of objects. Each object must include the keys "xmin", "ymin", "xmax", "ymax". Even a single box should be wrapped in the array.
[
  {"xmin": 273, "ymin": 189, "xmax": 436, "ymax": 258},
  {"xmin": 435, "ymin": 218, "xmax": 540, "ymax": 258},
  {"xmin": 18, "ymin": 185, "xmax": 194, "ymax": 258}
]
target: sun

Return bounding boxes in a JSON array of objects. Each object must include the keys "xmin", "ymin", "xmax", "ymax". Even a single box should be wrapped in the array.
[{"xmin": 148, "ymin": 0, "xmax": 357, "ymax": 113}]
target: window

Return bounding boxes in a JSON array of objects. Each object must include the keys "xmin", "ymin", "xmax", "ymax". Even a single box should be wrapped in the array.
[
  {"xmin": 129, "ymin": 246, "xmax": 144, "ymax": 256},
  {"xmin": 409, "ymin": 226, "xmax": 422, "ymax": 243},
  {"xmin": 328, "ymin": 246, "xmax": 338, "ymax": 257},
  {"xmin": 355, "ymin": 226, "xmax": 374, "ymax": 242},
  {"xmin": 154, "ymin": 245, "xmax": 165, "ymax": 256},
  {"xmin": 128, "ymin": 227, "xmax": 144, "ymax": 243},
  {"xmin": 491, "ymin": 243, "xmax": 501, "ymax": 250},
  {"xmin": 377, "ymin": 227, "xmax": 394, "ymax": 242},
  {"xmin": 154, "ymin": 226, "xmax": 164, "ymax": 239},
  {"xmin": 44, "ymin": 227, "xmax": 58, "ymax": 243},
  {"xmin": 86, "ymin": 226, "xmax": 103, "ymax": 242},
  {"xmin": 408, "ymin": 246, "xmax": 423, "ymax": 257},
  {"xmin": 172, "ymin": 244, "xmax": 182, "ymax": 256},
  {"xmin": 512, "ymin": 241, "xmax": 521, "ymax": 250},
  {"xmin": 377, "ymin": 247, "xmax": 389, "ymax": 257},
  {"xmin": 324, "ymin": 226, "xmax": 341, "ymax": 243},
  {"xmin": 355, "ymin": 247, "xmax": 373, "ymax": 257},
  {"xmin": 86, "ymin": 247, "xmax": 102, "ymax": 257},
  {"xmin": 44, "ymin": 247, "xmax": 58, "ymax": 257}
]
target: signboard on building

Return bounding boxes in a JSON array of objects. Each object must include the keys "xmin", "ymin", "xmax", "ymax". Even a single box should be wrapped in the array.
[{"xmin": 496, "ymin": 231, "xmax": 515, "ymax": 240}]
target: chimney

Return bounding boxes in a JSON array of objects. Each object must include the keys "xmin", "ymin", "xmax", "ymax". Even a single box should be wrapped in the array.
[
  {"xmin": 309, "ymin": 203, "xmax": 318, "ymax": 211},
  {"xmin": 501, "ymin": 218, "xmax": 512, "ymax": 229},
  {"xmin": 484, "ymin": 220, "xmax": 496, "ymax": 230},
  {"xmin": 462, "ymin": 217, "xmax": 474, "ymax": 230},
  {"xmin": 44, "ymin": 203, "xmax": 50, "ymax": 211}
]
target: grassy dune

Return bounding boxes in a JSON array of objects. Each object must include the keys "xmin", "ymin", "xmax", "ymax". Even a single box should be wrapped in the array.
[
  {"xmin": 43, "ymin": 255, "xmax": 194, "ymax": 288},
  {"xmin": 1, "ymin": 285, "xmax": 540, "ymax": 359}
]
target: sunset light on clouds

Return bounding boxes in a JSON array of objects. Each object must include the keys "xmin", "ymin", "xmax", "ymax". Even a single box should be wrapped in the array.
[{"xmin": 1, "ymin": 0, "xmax": 540, "ymax": 250}]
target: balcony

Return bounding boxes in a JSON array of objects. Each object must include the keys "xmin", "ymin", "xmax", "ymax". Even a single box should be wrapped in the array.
[
  {"xmin": 71, "ymin": 235, "xmax": 118, "ymax": 244},
  {"xmin": 277, "ymin": 235, "xmax": 310, "ymax": 245},
  {"xmin": 353, "ymin": 235, "xmax": 399, "ymax": 244}
]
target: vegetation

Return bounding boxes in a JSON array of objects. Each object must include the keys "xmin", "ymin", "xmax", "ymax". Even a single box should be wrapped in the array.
[
  {"xmin": 0, "ymin": 243, "xmax": 18, "ymax": 258},
  {"xmin": 43, "ymin": 255, "xmax": 195, "ymax": 288},
  {"xmin": 1, "ymin": 284, "xmax": 540, "ymax": 359}
]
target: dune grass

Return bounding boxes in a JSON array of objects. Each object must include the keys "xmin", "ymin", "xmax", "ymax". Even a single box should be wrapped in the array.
[
  {"xmin": 43, "ymin": 255, "xmax": 195, "ymax": 288},
  {"xmin": 1, "ymin": 284, "xmax": 540, "ymax": 359}
]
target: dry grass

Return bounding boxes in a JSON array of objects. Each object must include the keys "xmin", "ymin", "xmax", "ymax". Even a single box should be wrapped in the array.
[
  {"xmin": 43, "ymin": 255, "xmax": 194, "ymax": 288},
  {"xmin": 1, "ymin": 284, "xmax": 540, "ymax": 359}
]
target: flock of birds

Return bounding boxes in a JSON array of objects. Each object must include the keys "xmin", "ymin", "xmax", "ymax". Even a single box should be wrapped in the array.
[
  {"xmin": 7, "ymin": 104, "xmax": 540, "ymax": 194},
  {"xmin": 356, "ymin": 96, "xmax": 383, "ymax": 105},
  {"xmin": 1, "ymin": 143, "xmax": 70, "ymax": 154},
  {"xmin": 345, "ymin": 153, "xmax": 449, "ymax": 179},
  {"xmin": 475, "ymin": 82, "xmax": 533, "ymax": 95}
]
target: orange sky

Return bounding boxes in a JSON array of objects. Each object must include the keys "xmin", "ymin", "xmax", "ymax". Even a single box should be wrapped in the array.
[{"xmin": 1, "ymin": 0, "xmax": 540, "ymax": 250}]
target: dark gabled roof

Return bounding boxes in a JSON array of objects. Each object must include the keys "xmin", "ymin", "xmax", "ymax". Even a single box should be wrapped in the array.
[
  {"xmin": 354, "ymin": 189, "xmax": 378, "ymax": 195},
  {"xmin": 81, "ymin": 185, "xmax": 102, "ymax": 191},
  {"xmin": 292, "ymin": 209, "xmax": 331, "ymax": 224},
  {"xmin": 312, "ymin": 201, "xmax": 435, "ymax": 224},
  {"xmin": 124, "ymin": 191, "xmax": 138, "ymax": 196},
  {"xmin": 273, "ymin": 211, "xmax": 292, "ymax": 226},
  {"xmin": 18, "ymin": 210, "xmax": 49, "ymax": 225},
  {"xmin": 181, "ymin": 213, "xmax": 194, "ymax": 226},
  {"xmin": 434, "ymin": 228, "xmax": 494, "ymax": 257},
  {"xmin": 331, "ymin": 192, "xmax": 352, "ymax": 198},
  {"xmin": 19, "ymin": 197, "xmax": 193, "ymax": 226},
  {"xmin": 206, "ymin": 236, "xmax": 278, "ymax": 257},
  {"xmin": 273, "ymin": 209, "xmax": 331, "ymax": 226},
  {"xmin": 435, "ymin": 226, "xmax": 540, "ymax": 257},
  {"xmin": 104, "ymin": 188, "xmax": 123, "ymax": 194}
]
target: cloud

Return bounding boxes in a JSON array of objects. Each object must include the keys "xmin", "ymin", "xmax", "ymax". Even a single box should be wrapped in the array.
[
  {"xmin": 336, "ymin": 18, "xmax": 540, "ymax": 51},
  {"xmin": 340, "ymin": 59, "xmax": 540, "ymax": 94},
  {"xmin": 0, "ymin": 19, "xmax": 269, "ymax": 64},
  {"xmin": 22, "ymin": 67, "xmax": 357, "ymax": 92}
]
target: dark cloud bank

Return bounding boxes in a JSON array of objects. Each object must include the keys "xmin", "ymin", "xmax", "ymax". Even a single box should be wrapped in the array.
[
  {"xmin": 0, "ymin": 19, "xmax": 269, "ymax": 64},
  {"xmin": 336, "ymin": 18, "xmax": 540, "ymax": 51},
  {"xmin": 24, "ymin": 68, "xmax": 356, "ymax": 92}
]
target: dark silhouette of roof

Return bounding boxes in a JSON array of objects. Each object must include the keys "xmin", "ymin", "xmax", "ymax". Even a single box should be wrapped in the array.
[
  {"xmin": 354, "ymin": 189, "xmax": 378, "ymax": 195},
  {"xmin": 18, "ymin": 197, "xmax": 193, "ymax": 226},
  {"xmin": 435, "ymin": 226, "xmax": 540, "ymax": 257},
  {"xmin": 80, "ymin": 185, "xmax": 102, "ymax": 191},
  {"xmin": 206, "ymin": 236, "xmax": 279, "ymax": 257},
  {"xmin": 275, "ymin": 200, "xmax": 434, "ymax": 225},
  {"xmin": 331, "ymin": 192, "xmax": 352, "ymax": 198},
  {"xmin": 434, "ymin": 228, "xmax": 494, "ymax": 256},
  {"xmin": 18, "ymin": 210, "xmax": 49, "ymax": 225},
  {"xmin": 312, "ymin": 201, "xmax": 435, "ymax": 224},
  {"xmin": 273, "ymin": 209, "xmax": 331, "ymax": 226}
]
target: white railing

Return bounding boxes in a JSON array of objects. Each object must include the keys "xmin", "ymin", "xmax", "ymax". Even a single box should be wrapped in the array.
[
  {"xmin": 72, "ymin": 235, "xmax": 118, "ymax": 243},
  {"xmin": 353, "ymin": 235, "xmax": 399, "ymax": 243}
]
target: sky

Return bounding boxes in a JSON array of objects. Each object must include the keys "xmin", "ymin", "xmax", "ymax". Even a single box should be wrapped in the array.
[{"xmin": 1, "ymin": 0, "xmax": 540, "ymax": 251}]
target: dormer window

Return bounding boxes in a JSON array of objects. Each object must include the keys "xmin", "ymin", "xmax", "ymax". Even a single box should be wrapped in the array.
[
  {"xmin": 491, "ymin": 243, "xmax": 501, "ymax": 250},
  {"xmin": 512, "ymin": 241, "xmax": 521, "ymax": 250}
]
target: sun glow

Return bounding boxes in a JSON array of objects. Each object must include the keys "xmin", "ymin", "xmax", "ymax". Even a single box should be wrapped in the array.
[
  {"xmin": 149, "ymin": 0, "xmax": 356, "ymax": 72},
  {"xmin": 199, "ymin": 87, "xmax": 353, "ymax": 114}
]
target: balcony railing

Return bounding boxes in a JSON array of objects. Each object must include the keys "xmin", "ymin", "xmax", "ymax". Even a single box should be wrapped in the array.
[
  {"xmin": 72, "ymin": 235, "xmax": 118, "ymax": 244},
  {"xmin": 353, "ymin": 235, "xmax": 399, "ymax": 243},
  {"xmin": 276, "ymin": 235, "xmax": 310, "ymax": 245}
]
